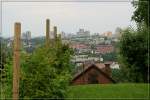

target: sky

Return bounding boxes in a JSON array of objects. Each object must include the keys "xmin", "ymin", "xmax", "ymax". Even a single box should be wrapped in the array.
[{"xmin": 1, "ymin": 0, "xmax": 135, "ymax": 37}]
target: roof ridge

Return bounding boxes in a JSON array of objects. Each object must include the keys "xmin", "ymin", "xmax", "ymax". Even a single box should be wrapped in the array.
[{"xmin": 72, "ymin": 63, "xmax": 116, "ymax": 83}]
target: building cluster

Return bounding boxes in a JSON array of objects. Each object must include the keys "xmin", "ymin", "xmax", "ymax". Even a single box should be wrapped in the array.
[
  {"xmin": 68, "ymin": 29, "xmax": 121, "ymax": 85},
  {"xmin": 60, "ymin": 28, "xmax": 121, "ymax": 64},
  {"xmin": 5, "ymin": 23, "xmax": 121, "ymax": 70},
  {"xmin": 22, "ymin": 31, "xmax": 32, "ymax": 47},
  {"xmin": 77, "ymin": 28, "xmax": 90, "ymax": 37},
  {"xmin": 5, "ymin": 27, "xmax": 121, "ymax": 65},
  {"xmin": 3, "ymin": 19, "xmax": 122, "ymax": 85}
]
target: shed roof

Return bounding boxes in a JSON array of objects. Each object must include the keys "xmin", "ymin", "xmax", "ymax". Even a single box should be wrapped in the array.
[{"xmin": 72, "ymin": 63, "xmax": 116, "ymax": 83}]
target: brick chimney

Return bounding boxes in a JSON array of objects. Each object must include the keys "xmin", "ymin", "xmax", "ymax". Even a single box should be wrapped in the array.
[{"xmin": 104, "ymin": 62, "xmax": 111, "ymax": 76}]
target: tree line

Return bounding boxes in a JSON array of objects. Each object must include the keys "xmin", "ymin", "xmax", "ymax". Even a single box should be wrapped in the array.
[{"xmin": 118, "ymin": 0, "xmax": 149, "ymax": 83}]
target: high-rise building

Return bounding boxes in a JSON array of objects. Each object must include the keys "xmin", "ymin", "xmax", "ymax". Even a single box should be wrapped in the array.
[
  {"xmin": 22, "ymin": 31, "xmax": 31, "ymax": 47},
  {"xmin": 61, "ymin": 31, "xmax": 66, "ymax": 39},
  {"xmin": 103, "ymin": 31, "xmax": 112, "ymax": 37},
  {"xmin": 22, "ymin": 31, "xmax": 31, "ymax": 40},
  {"xmin": 76, "ymin": 28, "xmax": 90, "ymax": 37},
  {"xmin": 114, "ymin": 27, "xmax": 122, "ymax": 38}
]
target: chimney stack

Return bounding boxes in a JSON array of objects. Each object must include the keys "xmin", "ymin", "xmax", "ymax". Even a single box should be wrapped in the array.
[
  {"xmin": 104, "ymin": 62, "xmax": 111, "ymax": 76},
  {"xmin": 13, "ymin": 22, "xmax": 21, "ymax": 100},
  {"xmin": 54, "ymin": 26, "xmax": 57, "ymax": 41},
  {"xmin": 46, "ymin": 19, "xmax": 50, "ymax": 47}
]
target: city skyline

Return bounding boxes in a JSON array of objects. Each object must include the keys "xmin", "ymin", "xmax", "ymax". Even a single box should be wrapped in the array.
[{"xmin": 1, "ymin": 1, "xmax": 135, "ymax": 37}]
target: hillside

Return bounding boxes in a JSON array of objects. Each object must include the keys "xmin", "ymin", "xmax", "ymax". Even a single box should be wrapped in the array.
[{"xmin": 68, "ymin": 83, "xmax": 149, "ymax": 99}]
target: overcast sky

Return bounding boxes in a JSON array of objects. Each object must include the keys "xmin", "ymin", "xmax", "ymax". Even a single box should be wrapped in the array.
[{"xmin": 1, "ymin": 0, "xmax": 135, "ymax": 37}]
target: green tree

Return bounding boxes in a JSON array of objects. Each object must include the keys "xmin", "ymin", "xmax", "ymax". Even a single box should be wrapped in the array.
[
  {"xmin": 132, "ymin": 0, "xmax": 150, "ymax": 26},
  {"xmin": 20, "ymin": 40, "xmax": 73, "ymax": 99},
  {"xmin": 102, "ymin": 52, "xmax": 117, "ymax": 61},
  {"xmin": 111, "ymin": 69, "xmax": 126, "ymax": 83},
  {"xmin": 119, "ymin": 26, "xmax": 148, "ymax": 82},
  {"xmin": 0, "ymin": 38, "xmax": 13, "ymax": 98},
  {"xmin": 118, "ymin": 0, "xmax": 149, "ymax": 83}
]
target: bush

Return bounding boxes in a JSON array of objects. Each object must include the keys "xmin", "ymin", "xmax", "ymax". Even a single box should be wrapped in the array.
[{"xmin": 20, "ymin": 42, "xmax": 73, "ymax": 99}]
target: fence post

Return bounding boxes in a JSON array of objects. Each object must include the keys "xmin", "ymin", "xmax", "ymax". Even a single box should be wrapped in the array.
[
  {"xmin": 46, "ymin": 19, "xmax": 50, "ymax": 47},
  {"xmin": 13, "ymin": 22, "xmax": 21, "ymax": 100}
]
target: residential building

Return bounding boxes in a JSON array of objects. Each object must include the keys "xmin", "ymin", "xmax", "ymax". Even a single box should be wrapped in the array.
[
  {"xmin": 71, "ymin": 63, "xmax": 115, "ymax": 85},
  {"xmin": 76, "ymin": 28, "xmax": 90, "ymax": 37},
  {"xmin": 95, "ymin": 45, "xmax": 114, "ymax": 54}
]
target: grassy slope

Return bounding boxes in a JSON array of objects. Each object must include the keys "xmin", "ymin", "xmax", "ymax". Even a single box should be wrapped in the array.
[{"xmin": 68, "ymin": 83, "xmax": 149, "ymax": 99}]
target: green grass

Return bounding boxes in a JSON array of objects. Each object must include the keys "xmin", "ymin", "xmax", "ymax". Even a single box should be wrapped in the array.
[{"xmin": 68, "ymin": 83, "xmax": 149, "ymax": 99}]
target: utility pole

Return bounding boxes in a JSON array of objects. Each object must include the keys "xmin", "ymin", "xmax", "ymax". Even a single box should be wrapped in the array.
[
  {"xmin": 46, "ymin": 19, "xmax": 50, "ymax": 47},
  {"xmin": 13, "ymin": 22, "xmax": 21, "ymax": 100}
]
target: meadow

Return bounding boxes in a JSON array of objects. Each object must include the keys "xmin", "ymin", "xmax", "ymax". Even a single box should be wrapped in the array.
[{"xmin": 68, "ymin": 83, "xmax": 149, "ymax": 99}]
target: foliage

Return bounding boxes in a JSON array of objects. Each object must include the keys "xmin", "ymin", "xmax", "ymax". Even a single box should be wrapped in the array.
[
  {"xmin": 0, "ymin": 38, "xmax": 13, "ymax": 98},
  {"xmin": 111, "ymin": 69, "xmax": 127, "ymax": 83},
  {"xmin": 0, "ymin": 39, "xmax": 6, "ymax": 71},
  {"xmin": 132, "ymin": 0, "xmax": 150, "ymax": 26},
  {"xmin": 1, "ymin": 60, "xmax": 13, "ymax": 98},
  {"xmin": 20, "ymin": 40, "xmax": 73, "ymax": 99},
  {"xmin": 119, "ymin": 25, "xmax": 148, "ymax": 82},
  {"xmin": 118, "ymin": 0, "xmax": 149, "ymax": 83},
  {"xmin": 68, "ymin": 84, "xmax": 149, "ymax": 99},
  {"xmin": 102, "ymin": 52, "xmax": 117, "ymax": 61}
]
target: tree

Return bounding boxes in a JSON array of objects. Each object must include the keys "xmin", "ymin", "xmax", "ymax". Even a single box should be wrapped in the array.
[
  {"xmin": 102, "ymin": 52, "xmax": 117, "ymax": 61},
  {"xmin": 0, "ymin": 38, "xmax": 13, "ymax": 98},
  {"xmin": 111, "ymin": 69, "xmax": 126, "ymax": 83},
  {"xmin": 118, "ymin": 0, "xmax": 149, "ymax": 83},
  {"xmin": 0, "ymin": 40, "xmax": 6, "ymax": 74},
  {"xmin": 119, "ymin": 26, "xmax": 148, "ymax": 82},
  {"xmin": 132, "ymin": 0, "xmax": 150, "ymax": 26},
  {"xmin": 20, "ymin": 41, "xmax": 73, "ymax": 99}
]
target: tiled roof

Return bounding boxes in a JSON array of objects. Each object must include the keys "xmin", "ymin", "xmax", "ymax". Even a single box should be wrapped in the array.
[
  {"xmin": 96, "ymin": 45, "xmax": 114, "ymax": 54},
  {"xmin": 72, "ymin": 63, "xmax": 116, "ymax": 83},
  {"xmin": 70, "ymin": 43, "xmax": 89, "ymax": 49},
  {"xmin": 72, "ymin": 63, "xmax": 106, "ymax": 81}
]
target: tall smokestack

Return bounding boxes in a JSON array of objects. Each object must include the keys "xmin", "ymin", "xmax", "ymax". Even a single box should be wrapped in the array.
[
  {"xmin": 54, "ymin": 26, "xmax": 57, "ymax": 41},
  {"xmin": 46, "ymin": 19, "xmax": 50, "ymax": 47},
  {"xmin": 13, "ymin": 22, "xmax": 21, "ymax": 100}
]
